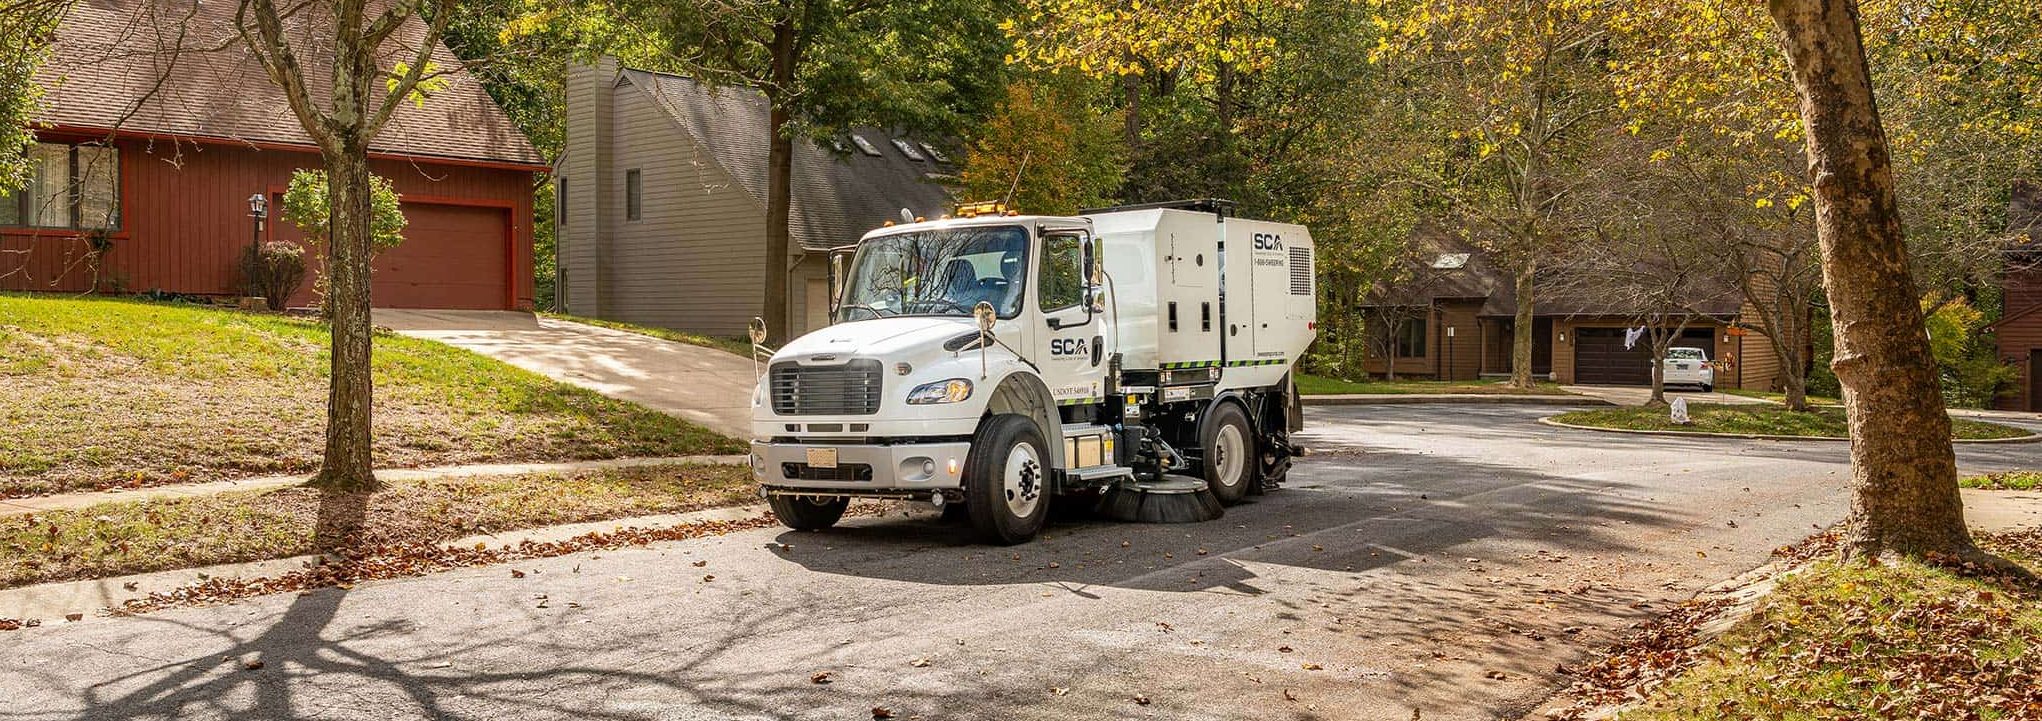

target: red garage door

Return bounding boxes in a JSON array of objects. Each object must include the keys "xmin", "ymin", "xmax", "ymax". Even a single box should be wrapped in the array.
[{"xmin": 372, "ymin": 203, "xmax": 511, "ymax": 309}]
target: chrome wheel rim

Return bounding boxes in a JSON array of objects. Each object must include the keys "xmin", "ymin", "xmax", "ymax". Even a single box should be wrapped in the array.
[
  {"xmin": 1003, "ymin": 441, "xmax": 1043, "ymax": 518},
  {"xmin": 1214, "ymin": 423, "xmax": 1247, "ymax": 489}
]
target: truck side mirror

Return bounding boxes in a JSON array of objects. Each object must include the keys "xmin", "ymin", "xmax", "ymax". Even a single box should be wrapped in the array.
[
  {"xmin": 828, "ymin": 250, "xmax": 851, "ymax": 318},
  {"xmin": 1083, "ymin": 236, "xmax": 1105, "ymax": 313}
]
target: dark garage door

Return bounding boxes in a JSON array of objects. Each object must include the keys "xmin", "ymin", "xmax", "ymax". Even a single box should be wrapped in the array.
[{"xmin": 1573, "ymin": 327, "xmax": 1652, "ymax": 385}]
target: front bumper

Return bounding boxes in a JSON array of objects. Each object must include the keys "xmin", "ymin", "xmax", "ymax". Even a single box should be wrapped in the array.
[{"xmin": 751, "ymin": 439, "xmax": 973, "ymax": 493}]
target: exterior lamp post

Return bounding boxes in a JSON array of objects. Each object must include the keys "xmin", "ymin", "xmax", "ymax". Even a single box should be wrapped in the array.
[{"xmin": 247, "ymin": 192, "xmax": 268, "ymax": 246}]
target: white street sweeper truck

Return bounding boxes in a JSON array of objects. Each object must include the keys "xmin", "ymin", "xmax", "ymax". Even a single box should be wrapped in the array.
[{"xmin": 746, "ymin": 199, "xmax": 1316, "ymax": 544}]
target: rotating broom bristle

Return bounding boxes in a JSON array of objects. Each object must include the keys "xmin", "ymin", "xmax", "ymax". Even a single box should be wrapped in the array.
[{"xmin": 1096, "ymin": 475, "xmax": 1225, "ymax": 523}]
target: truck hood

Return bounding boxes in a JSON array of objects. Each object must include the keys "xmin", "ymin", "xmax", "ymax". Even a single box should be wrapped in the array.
[{"xmin": 774, "ymin": 316, "xmax": 977, "ymax": 362}]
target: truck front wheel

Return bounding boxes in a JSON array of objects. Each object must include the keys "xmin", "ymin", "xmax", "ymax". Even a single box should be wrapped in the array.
[
  {"xmin": 1201, "ymin": 402, "xmax": 1256, "ymax": 505},
  {"xmin": 769, "ymin": 494, "xmax": 849, "ymax": 531},
  {"xmin": 964, "ymin": 414, "xmax": 1051, "ymax": 545}
]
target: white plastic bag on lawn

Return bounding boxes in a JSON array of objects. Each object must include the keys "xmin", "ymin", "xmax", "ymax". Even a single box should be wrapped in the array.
[{"xmin": 1670, "ymin": 397, "xmax": 1692, "ymax": 425}]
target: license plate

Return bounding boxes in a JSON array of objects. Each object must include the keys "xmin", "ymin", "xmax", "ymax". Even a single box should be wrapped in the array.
[
  {"xmin": 1677, "ymin": 364, "xmax": 1691, "ymax": 370},
  {"xmin": 805, "ymin": 447, "xmax": 839, "ymax": 469}
]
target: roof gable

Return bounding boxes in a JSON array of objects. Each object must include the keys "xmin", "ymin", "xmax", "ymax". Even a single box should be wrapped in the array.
[
  {"xmin": 34, "ymin": 0, "xmax": 543, "ymax": 167},
  {"xmin": 618, "ymin": 67, "xmax": 955, "ymax": 251}
]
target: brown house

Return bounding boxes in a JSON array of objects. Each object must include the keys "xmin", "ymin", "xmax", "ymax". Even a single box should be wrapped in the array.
[
  {"xmin": 1360, "ymin": 238, "xmax": 1776, "ymax": 389},
  {"xmin": 1, "ymin": 0, "xmax": 546, "ymax": 309},
  {"xmin": 1989, "ymin": 182, "xmax": 2042, "ymax": 410}
]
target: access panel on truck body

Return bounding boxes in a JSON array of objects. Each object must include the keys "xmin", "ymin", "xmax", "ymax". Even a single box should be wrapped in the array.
[
  {"xmin": 1092, "ymin": 209, "xmax": 1225, "ymax": 373},
  {"xmin": 1219, "ymin": 218, "xmax": 1316, "ymax": 391}
]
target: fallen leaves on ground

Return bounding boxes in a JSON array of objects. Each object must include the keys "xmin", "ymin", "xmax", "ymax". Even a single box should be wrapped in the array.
[
  {"xmin": 112, "ymin": 515, "xmax": 780, "ymax": 615},
  {"xmin": 1548, "ymin": 529, "xmax": 2042, "ymax": 721}
]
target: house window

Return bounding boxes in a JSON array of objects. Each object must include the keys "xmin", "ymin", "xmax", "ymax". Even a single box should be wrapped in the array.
[
  {"xmin": 1395, "ymin": 318, "xmax": 1428, "ymax": 358},
  {"xmin": 625, "ymin": 169, "xmax": 641, "ymax": 221},
  {"xmin": 0, "ymin": 141, "xmax": 119, "ymax": 230},
  {"xmin": 890, "ymin": 138, "xmax": 926, "ymax": 161},
  {"xmin": 557, "ymin": 179, "xmax": 568, "ymax": 225}
]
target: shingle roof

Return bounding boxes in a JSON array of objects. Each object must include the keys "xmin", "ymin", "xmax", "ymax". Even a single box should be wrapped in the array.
[
  {"xmin": 33, "ymin": 0, "xmax": 543, "ymax": 167},
  {"xmin": 620, "ymin": 67, "xmax": 956, "ymax": 251},
  {"xmin": 1367, "ymin": 227, "xmax": 1741, "ymax": 318}
]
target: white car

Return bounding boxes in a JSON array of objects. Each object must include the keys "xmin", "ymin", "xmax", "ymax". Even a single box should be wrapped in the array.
[{"xmin": 1662, "ymin": 346, "xmax": 1715, "ymax": 392}]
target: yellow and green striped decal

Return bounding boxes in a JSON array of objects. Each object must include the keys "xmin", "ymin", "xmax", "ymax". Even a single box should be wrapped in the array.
[
  {"xmin": 1160, "ymin": 360, "xmax": 1222, "ymax": 369},
  {"xmin": 1224, "ymin": 358, "xmax": 1290, "ymax": 367},
  {"xmin": 1056, "ymin": 397, "xmax": 1104, "ymax": 406}
]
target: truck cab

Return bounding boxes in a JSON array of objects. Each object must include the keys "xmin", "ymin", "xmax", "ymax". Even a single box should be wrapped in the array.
[{"xmin": 750, "ymin": 201, "xmax": 1314, "ymax": 544}]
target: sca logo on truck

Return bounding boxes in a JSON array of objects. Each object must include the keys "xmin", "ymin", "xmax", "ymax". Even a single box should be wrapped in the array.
[
  {"xmin": 1050, "ymin": 337, "xmax": 1089, "ymax": 356},
  {"xmin": 1253, "ymin": 233, "xmax": 1285, "ymax": 251}
]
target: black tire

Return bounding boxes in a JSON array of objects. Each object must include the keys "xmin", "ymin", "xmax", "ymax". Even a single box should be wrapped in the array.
[
  {"xmin": 1200, "ymin": 402, "xmax": 1256, "ymax": 505},
  {"xmin": 964, "ymin": 414, "xmax": 1051, "ymax": 545},
  {"xmin": 1701, "ymin": 383, "xmax": 1715, "ymax": 393},
  {"xmin": 769, "ymin": 494, "xmax": 849, "ymax": 531}
]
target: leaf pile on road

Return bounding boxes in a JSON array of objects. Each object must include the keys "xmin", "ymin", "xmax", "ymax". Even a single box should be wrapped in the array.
[
  {"xmin": 0, "ymin": 463, "xmax": 755, "ymax": 589},
  {"xmin": 1547, "ymin": 529, "xmax": 2042, "ymax": 721},
  {"xmin": 112, "ymin": 514, "xmax": 783, "ymax": 615}
]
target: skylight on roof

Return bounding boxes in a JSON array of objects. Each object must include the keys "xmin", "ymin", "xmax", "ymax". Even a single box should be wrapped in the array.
[
  {"xmin": 850, "ymin": 134, "xmax": 882, "ymax": 157},
  {"xmin": 1432, "ymin": 253, "xmax": 1470, "ymax": 269},
  {"xmin": 890, "ymin": 138, "xmax": 926, "ymax": 161},
  {"xmin": 920, "ymin": 142, "xmax": 950, "ymax": 163}
]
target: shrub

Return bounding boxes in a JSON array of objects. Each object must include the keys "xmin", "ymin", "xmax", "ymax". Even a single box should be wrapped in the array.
[{"xmin": 238, "ymin": 241, "xmax": 309, "ymax": 311}]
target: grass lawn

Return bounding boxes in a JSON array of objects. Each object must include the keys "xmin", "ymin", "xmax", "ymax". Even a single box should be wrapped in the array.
[
  {"xmin": 1718, "ymin": 388, "xmax": 1842, "ymax": 406},
  {"xmin": 541, "ymin": 312, "xmax": 753, "ymax": 358},
  {"xmin": 1550, "ymin": 403, "xmax": 2032, "ymax": 440},
  {"xmin": 1963, "ymin": 471, "xmax": 2042, "ymax": 491},
  {"xmin": 0, "ymin": 462, "xmax": 755, "ymax": 589},
  {"xmin": 1609, "ymin": 533, "xmax": 2042, "ymax": 720},
  {"xmin": 1296, "ymin": 373, "xmax": 1572, "ymax": 396},
  {"xmin": 0, "ymin": 295, "xmax": 745, "ymax": 497}
]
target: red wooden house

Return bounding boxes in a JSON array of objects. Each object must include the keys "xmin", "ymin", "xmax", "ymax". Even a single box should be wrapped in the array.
[
  {"xmin": 1990, "ymin": 181, "xmax": 2042, "ymax": 410},
  {"xmin": 1, "ymin": 0, "xmax": 545, "ymax": 310}
]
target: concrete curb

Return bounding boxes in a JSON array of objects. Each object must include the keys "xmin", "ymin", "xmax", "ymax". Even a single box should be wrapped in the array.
[
  {"xmin": 1535, "ymin": 416, "xmax": 2042, "ymax": 444},
  {"xmin": 0, "ymin": 455, "xmax": 749, "ymax": 518},
  {"xmin": 0, "ymin": 503, "xmax": 772, "ymax": 627},
  {"xmin": 1303, "ymin": 394, "xmax": 1613, "ymax": 407}
]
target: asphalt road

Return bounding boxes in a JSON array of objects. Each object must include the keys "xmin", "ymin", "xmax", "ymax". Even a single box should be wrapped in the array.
[{"xmin": 6, "ymin": 405, "xmax": 2039, "ymax": 721}]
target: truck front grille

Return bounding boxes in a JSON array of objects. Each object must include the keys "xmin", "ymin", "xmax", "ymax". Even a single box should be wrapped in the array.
[
  {"xmin": 781, "ymin": 462, "xmax": 875, "ymax": 481},
  {"xmin": 769, "ymin": 360, "xmax": 883, "ymax": 415}
]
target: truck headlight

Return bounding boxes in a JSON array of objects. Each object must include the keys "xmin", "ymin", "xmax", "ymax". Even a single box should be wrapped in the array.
[{"xmin": 906, "ymin": 378, "xmax": 973, "ymax": 404}]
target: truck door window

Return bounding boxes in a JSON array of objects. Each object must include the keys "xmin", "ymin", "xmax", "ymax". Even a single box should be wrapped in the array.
[{"xmin": 1040, "ymin": 234, "xmax": 1085, "ymax": 312}]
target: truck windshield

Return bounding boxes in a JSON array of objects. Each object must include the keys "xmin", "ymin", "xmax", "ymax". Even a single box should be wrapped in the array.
[{"xmin": 837, "ymin": 225, "xmax": 1028, "ymax": 321}]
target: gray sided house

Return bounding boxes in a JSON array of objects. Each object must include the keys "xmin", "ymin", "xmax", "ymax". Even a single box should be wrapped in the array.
[{"xmin": 558, "ymin": 58, "xmax": 956, "ymax": 337}]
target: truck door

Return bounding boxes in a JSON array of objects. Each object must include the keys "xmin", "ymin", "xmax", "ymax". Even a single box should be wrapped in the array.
[{"xmin": 1037, "ymin": 231, "xmax": 1110, "ymax": 405}]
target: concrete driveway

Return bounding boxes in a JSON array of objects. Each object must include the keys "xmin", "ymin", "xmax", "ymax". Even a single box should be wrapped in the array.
[
  {"xmin": 7, "ymin": 405, "xmax": 2038, "ymax": 721},
  {"xmin": 375, "ymin": 310, "xmax": 755, "ymax": 439}
]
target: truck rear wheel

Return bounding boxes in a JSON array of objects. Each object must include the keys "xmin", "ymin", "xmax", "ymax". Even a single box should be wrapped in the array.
[
  {"xmin": 769, "ymin": 494, "xmax": 849, "ymax": 531},
  {"xmin": 964, "ymin": 414, "xmax": 1051, "ymax": 545},
  {"xmin": 1201, "ymin": 402, "xmax": 1255, "ymax": 505}
]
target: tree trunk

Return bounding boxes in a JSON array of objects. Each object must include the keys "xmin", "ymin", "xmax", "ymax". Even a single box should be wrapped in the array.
[
  {"xmin": 1776, "ymin": 295, "xmax": 1813, "ymax": 411},
  {"xmin": 761, "ymin": 15, "xmax": 797, "ymax": 344},
  {"xmin": 1648, "ymin": 334, "xmax": 1668, "ymax": 407},
  {"xmin": 1123, "ymin": 73, "xmax": 1141, "ymax": 152},
  {"xmin": 1510, "ymin": 262, "xmax": 1535, "ymax": 388},
  {"xmin": 1768, "ymin": 0, "xmax": 1971, "ymax": 559},
  {"xmin": 310, "ymin": 140, "xmax": 378, "ymax": 492}
]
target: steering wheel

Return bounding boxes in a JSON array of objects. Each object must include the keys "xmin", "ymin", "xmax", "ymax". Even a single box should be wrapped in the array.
[
  {"xmin": 837, "ymin": 303, "xmax": 896, "ymax": 320},
  {"xmin": 905, "ymin": 297, "xmax": 969, "ymax": 315}
]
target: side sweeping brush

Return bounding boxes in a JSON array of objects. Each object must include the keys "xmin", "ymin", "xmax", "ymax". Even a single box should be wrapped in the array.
[{"xmin": 1096, "ymin": 475, "xmax": 1225, "ymax": 523}]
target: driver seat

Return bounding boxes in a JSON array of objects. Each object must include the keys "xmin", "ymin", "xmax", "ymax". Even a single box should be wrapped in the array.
[{"xmin": 939, "ymin": 259, "xmax": 981, "ymax": 304}]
